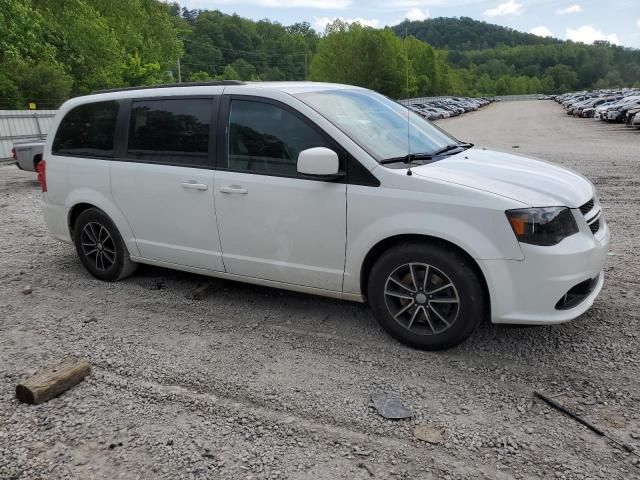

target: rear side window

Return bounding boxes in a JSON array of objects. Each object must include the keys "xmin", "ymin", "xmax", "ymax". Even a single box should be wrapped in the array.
[
  {"xmin": 52, "ymin": 101, "xmax": 119, "ymax": 157},
  {"xmin": 127, "ymin": 98, "xmax": 211, "ymax": 168}
]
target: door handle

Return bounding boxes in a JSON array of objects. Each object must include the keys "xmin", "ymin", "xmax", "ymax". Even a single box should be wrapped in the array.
[
  {"xmin": 220, "ymin": 185, "xmax": 248, "ymax": 195},
  {"xmin": 182, "ymin": 181, "xmax": 208, "ymax": 191}
]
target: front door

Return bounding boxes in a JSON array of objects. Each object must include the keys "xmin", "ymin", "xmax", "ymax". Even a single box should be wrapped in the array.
[
  {"xmin": 213, "ymin": 97, "xmax": 346, "ymax": 291},
  {"xmin": 111, "ymin": 96, "xmax": 225, "ymax": 271}
]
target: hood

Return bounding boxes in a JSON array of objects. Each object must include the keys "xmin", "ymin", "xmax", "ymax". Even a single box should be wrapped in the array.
[{"xmin": 411, "ymin": 149, "xmax": 593, "ymax": 208}]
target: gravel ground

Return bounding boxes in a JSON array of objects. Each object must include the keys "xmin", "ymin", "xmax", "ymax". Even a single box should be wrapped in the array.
[{"xmin": 1, "ymin": 100, "xmax": 639, "ymax": 480}]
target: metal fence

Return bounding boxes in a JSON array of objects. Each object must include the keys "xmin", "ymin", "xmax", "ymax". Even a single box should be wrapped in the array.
[
  {"xmin": 0, "ymin": 110, "xmax": 57, "ymax": 160},
  {"xmin": 399, "ymin": 94, "xmax": 541, "ymax": 105},
  {"xmin": 494, "ymin": 94, "xmax": 540, "ymax": 102},
  {"xmin": 398, "ymin": 96, "xmax": 454, "ymax": 105}
]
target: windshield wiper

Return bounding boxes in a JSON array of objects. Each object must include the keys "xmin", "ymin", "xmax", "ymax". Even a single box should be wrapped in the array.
[
  {"xmin": 379, "ymin": 152, "xmax": 436, "ymax": 165},
  {"xmin": 379, "ymin": 142, "xmax": 473, "ymax": 165},
  {"xmin": 429, "ymin": 142, "xmax": 473, "ymax": 156}
]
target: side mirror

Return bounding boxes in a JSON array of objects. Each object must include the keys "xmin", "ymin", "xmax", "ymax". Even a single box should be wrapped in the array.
[{"xmin": 297, "ymin": 147, "xmax": 344, "ymax": 180}]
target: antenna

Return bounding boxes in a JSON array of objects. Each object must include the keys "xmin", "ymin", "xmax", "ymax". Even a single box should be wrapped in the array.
[{"xmin": 405, "ymin": 26, "xmax": 413, "ymax": 176}]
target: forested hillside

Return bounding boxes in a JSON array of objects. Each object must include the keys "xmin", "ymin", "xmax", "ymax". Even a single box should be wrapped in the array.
[
  {"xmin": 1, "ymin": 0, "xmax": 639, "ymax": 108},
  {"xmin": 398, "ymin": 17, "xmax": 640, "ymax": 94},
  {"xmin": 394, "ymin": 17, "xmax": 561, "ymax": 50}
]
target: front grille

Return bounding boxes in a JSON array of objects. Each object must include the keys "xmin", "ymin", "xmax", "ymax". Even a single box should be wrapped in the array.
[
  {"xmin": 579, "ymin": 197, "xmax": 601, "ymax": 236},
  {"xmin": 579, "ymin": 198, "xmax": 594, "ymax": 215}
]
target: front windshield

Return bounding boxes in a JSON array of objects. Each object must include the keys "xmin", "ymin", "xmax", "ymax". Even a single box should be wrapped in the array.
[{"xmin": 296, "ymin": 88, "xmax": 458, "ymax": 162}]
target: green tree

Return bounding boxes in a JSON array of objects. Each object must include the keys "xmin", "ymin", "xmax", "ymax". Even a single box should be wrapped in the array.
[
  {"xmin": 262, "ymin": 67, "xmax": 286, "ymax": 81},
  {"xmin": 34, "ymin": 0, "xmax": 124, "ymax": 92},
  {"xmin": 495, "ymin": 75, "xmax": 513, "ymax": 95},
  {"xmin": 122, "ymin": 53, "xmax": 166, "ymax": 86},
  {"xmin": 218, "ymin": 64, "xmax": 240, "ymax": 80},
  {"xmin": 541, "ymin": 75, "xmax": 555, "ymax": 93},
  {"xmin": 311, "ymin": 21, "xmax": 413, "ymax": 98},
  {"xmin": 91, "ymin": 0, "xmax": 182, "ymax": 73},
  {"xmin": 529, "ymin": 76, "xmax": 543, "ymax": 94},
  {"xmin": 406, "ymin": 36, "xmax": 442, "ymax": 95},
  {"xmin": 189, "ymin": 71, "xmax": 213, "ymax": 81},
  {"xmin": 475, "ymin": 73, "xmax": 495, "ymax": 95},
  {"xmin": 0, "ymin": 71, "xmax": 22, "ymax": 109},
  {"xmin": 603, "ymin": 69, "xmax": 623, "ymax": 87},
  {"xmin": 512, "ymin": 76, "xmax": 530, "ymax": 94},
  {"xmin": 310, "ymin": 19, "xmax": 356, "ymax": 85},
  {"xmin": 15, "ymin": 62, "xmax": 73, "ymax": 108},
  {"xmin": 231, "ymin": 59, "xmax": 257, "ymax": 80},
  {"xmin": 544, "ymin": 64, "xmax": 578, "ymax": 91},
  {"xmin": 0, "ymin": 0, "xmax": 55, "ymax": 64}
]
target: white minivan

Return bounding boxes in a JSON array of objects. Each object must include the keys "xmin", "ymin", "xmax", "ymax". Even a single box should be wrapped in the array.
[{"xmin": 40, "ymin": 81, "xmax": 609, "ymax": 350}]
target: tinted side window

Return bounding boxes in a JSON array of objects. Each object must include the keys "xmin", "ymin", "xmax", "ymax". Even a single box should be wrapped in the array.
[
  {"xmin": 127, "ymin": 98, "xmax": 211, "ymax": 167},
  {"xmin": 52, "ymin": 101, "xmax": 119, "ymax": 157},
  {"xmin": 227, "ymin": 100, "xmax": 329, "ymax": 176}
]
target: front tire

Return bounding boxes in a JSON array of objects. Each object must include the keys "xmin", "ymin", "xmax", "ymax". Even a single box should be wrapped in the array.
[
  {"xmin": 72, "ymin": 208, "xmax": 138, "ymax": 281},
  {"xmin": 368, "ymin": 242, "xmax": 485, "ymax": 350}
]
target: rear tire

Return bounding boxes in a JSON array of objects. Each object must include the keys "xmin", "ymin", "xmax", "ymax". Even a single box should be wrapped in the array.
[
  {"xmin": 367, "ymin": 242, "xmax": 485, "ymax": 350},
  {"xmin": 72, "ymin": 208, "xmax": 138, "ymax": 281}
]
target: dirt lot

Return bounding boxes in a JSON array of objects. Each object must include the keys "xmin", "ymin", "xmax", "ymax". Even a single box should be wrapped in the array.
[{"xmin": 1, "ymin": 100, "xmax": 639, "ymax": 480}]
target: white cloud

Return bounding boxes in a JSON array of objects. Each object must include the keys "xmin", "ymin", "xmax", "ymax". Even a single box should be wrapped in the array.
[
  {"xmin": 556, "ymin": 4, "xmax": 583, "ymax": 15},
  {"xmin": 313, "ymin": 16, "xmax": 380, "ymax": 32},
  {"xmin": 405, "ymin": 8, "xmax": 430, "ymax": 21},
  {"xmin": 484, "ymin": 0, "xmax": 522, "ymax": 18},
  {"xmin": 565, "ymin": 25, "xmax": 619, "ymax": 44},
  {"xmin": 637, "ymin": 18, "xmax": 640, "ymax": 29},
  {"xmin": 530, "ymin": 26, "xmax": 554, "ymax": 37}
]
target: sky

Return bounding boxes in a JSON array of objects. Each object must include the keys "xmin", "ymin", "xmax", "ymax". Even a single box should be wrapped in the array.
[{"xmin": 181, "ymin": 0, "xmax": 640, "ymax": 48}]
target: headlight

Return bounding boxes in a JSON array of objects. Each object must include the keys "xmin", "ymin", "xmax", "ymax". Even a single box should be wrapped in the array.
[{"xmin": 505, "ymin": 207, "xmax": 578, "ymax": 246}]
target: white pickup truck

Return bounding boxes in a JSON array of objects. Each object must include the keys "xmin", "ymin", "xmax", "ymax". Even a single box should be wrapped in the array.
[{"xmin": 13, "ymin": 140, "xmax": 45, "ymax": 172}]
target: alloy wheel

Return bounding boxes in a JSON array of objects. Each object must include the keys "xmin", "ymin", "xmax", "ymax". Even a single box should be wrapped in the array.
[
  {"xmin": 383, "ymin": 262, "xmax": 460, "ymax": 335},
  {"xmin": 80, "ymin": 222, "xmax": 116, "ymax": 271}
]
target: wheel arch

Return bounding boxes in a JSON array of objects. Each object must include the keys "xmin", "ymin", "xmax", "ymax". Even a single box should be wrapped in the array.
[
  {"xmin": 359, "ymin": 234, "xmax": 490, "ymax": 317},
  {"xmin": 65, "ymin": 193, "xmax": 140, "ymax": 257},
  {"xmin": 68, "ymin": 202, "xmax": 96, "ymax": 234}
]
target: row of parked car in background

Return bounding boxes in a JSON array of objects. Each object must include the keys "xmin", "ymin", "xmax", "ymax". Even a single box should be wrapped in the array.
[
  {"xmin": 407, "ymin": 97, "xmax": 493, "ymax": 120},
  {"xmin": 540, "ymin": 88, "xmax": 640, "ymax": 128}
]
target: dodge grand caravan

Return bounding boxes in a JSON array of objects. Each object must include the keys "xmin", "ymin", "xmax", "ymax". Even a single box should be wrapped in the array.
[{"xmin": 40, "ymin": 81, "xmax": 609, "ymax": 350}]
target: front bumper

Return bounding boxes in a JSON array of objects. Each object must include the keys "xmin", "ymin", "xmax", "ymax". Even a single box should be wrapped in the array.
[
  {"xmin": 479, "ymin": 217, "xmax": 609, "ymax": 325},
  {"xmin": 606, "ymin": 111, "xmax": 621, "ymax": 121}
]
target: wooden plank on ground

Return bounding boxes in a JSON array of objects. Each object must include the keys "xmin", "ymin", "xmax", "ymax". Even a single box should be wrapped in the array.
[{"xmin": 16, "ymin": 357, "xmax": 91, "ymax": 405}]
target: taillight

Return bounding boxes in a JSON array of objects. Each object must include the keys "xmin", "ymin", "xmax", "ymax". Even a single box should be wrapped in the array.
[
  {"xmin": 11, "ymin": 147, "xmax": 17, "ymax": 161},
  {"xmin": 36, "ymin": 160, "xmax": 47, "ymax": 192}
]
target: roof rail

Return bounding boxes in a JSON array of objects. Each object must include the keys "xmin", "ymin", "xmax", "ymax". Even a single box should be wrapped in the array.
[{"xmin": 92, "ymin": 80, "xmax": 245, "ymax": 94}]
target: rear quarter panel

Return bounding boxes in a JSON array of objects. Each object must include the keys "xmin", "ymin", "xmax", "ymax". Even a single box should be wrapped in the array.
[{"xmin": 44, "ymin": 156, "xmax": 140, "ymax": 257}]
